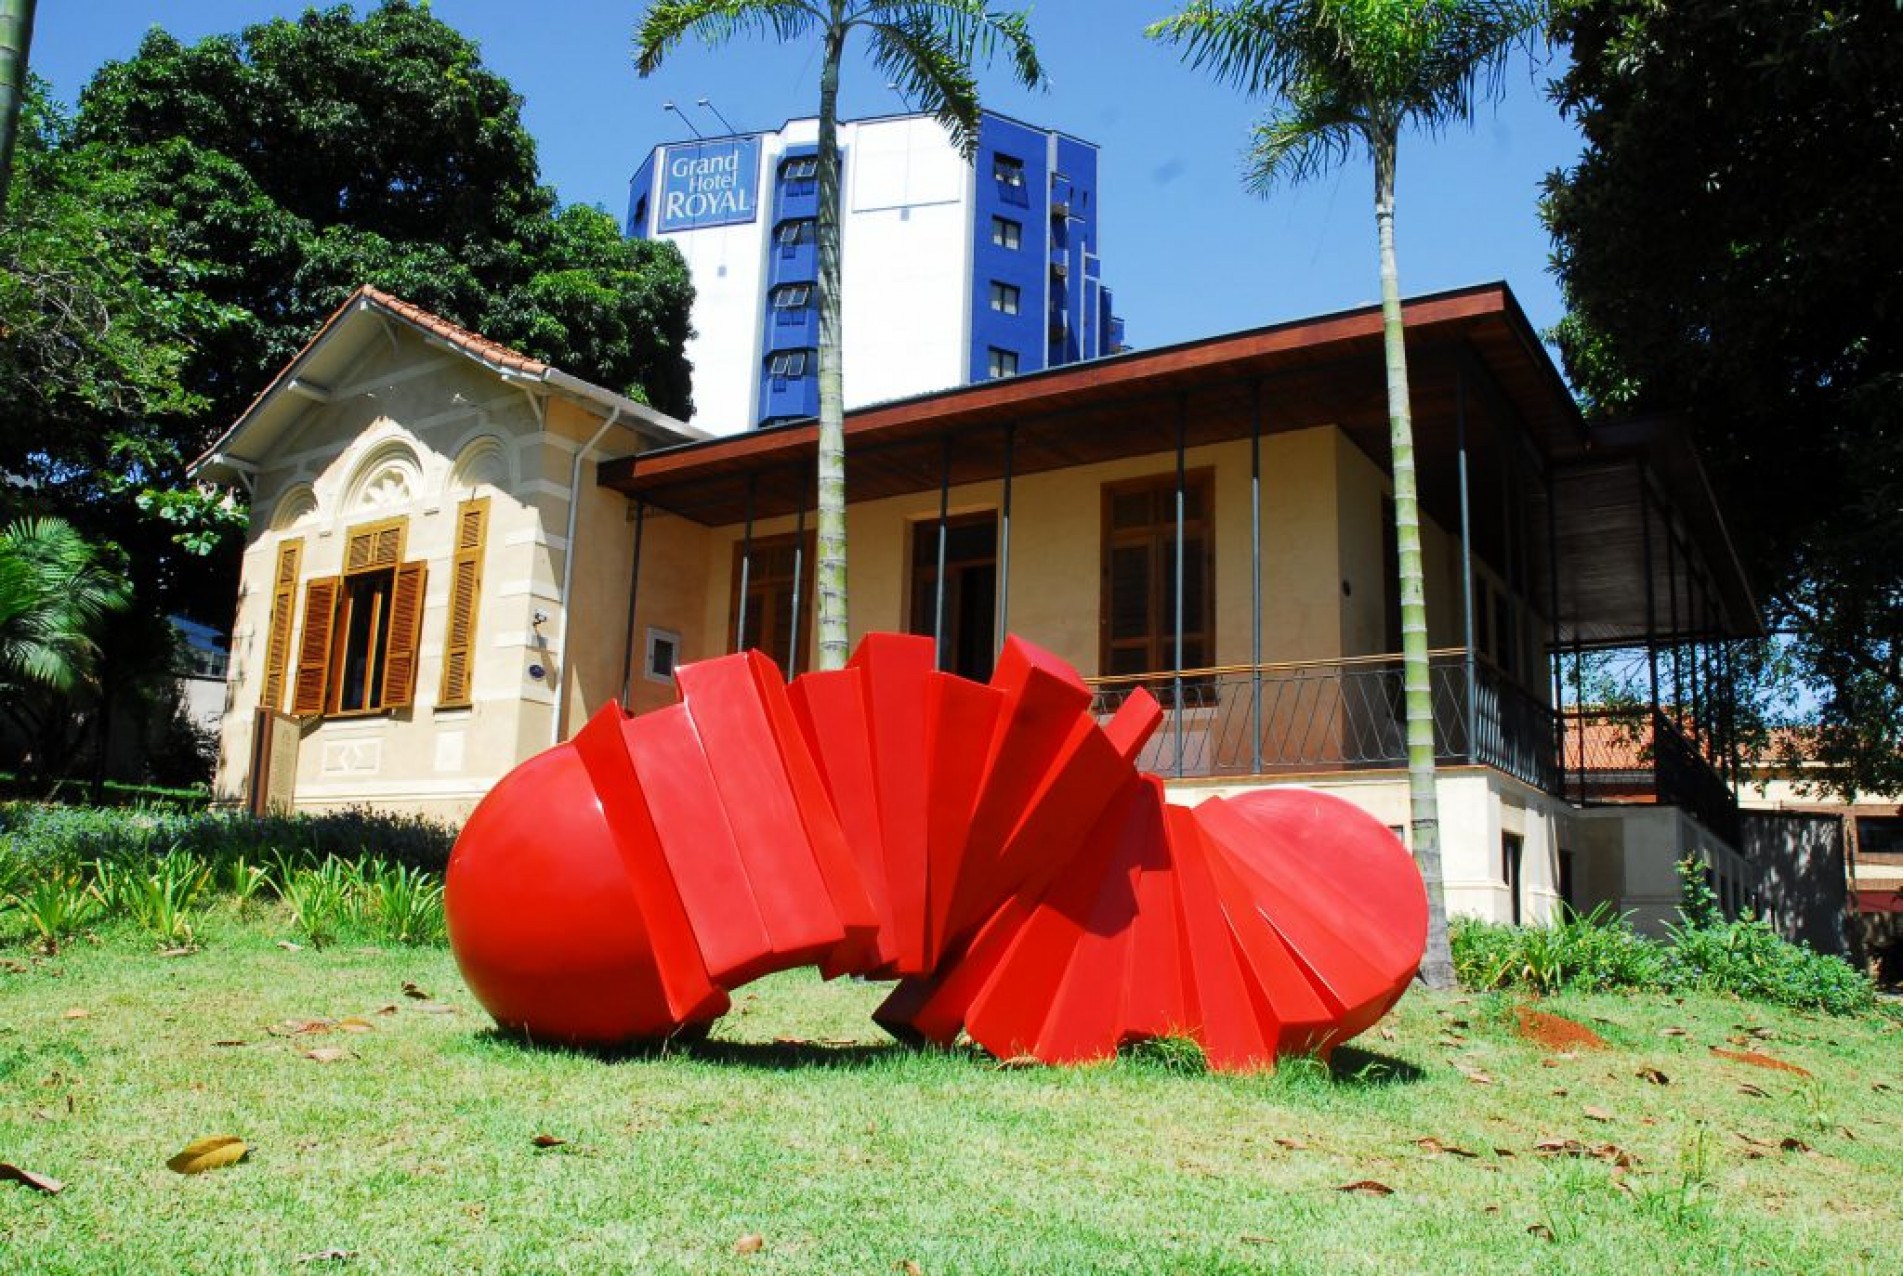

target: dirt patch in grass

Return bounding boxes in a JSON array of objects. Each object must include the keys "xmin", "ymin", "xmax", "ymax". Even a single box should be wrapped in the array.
[
  {"xmin": 1710, "ymin": 1046, "xmax": 1812, "ymax": 1077},
  {"xmin": 1514, "ymin": 1006, "xmax": 1608, "ymax": 1051}
]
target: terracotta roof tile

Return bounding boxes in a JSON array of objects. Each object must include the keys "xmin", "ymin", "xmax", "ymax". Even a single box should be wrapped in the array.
[{"xmin": 359, "ymin": 286, "xmax": 548, "ymax": 376}]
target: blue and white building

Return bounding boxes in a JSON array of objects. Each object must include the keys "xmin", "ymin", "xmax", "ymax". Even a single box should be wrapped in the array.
[{"xmin": 628, "ymin": 110, "xmax": 1127, "ymax": 434}]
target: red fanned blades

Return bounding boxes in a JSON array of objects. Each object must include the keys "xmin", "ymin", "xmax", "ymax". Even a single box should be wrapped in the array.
[{"xmin": 446, "ymin": 634, "xmax": 1427, "ymax": 1070}]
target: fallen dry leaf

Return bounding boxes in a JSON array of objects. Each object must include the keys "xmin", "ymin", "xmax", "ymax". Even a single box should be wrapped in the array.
[
  {"xmin": 1737, "ymin": 1083, "xmax": 1770, "ymax": 1098},
  {"xmin": 60, "ymin": 1008, "xmax": 88, "ymax": 1020},
  {"xmin": 337, "ymin": 1017, "xmax": 375, "ymax": 1033},
  {"xmin": 1527, "ymin": 1224, "xmax": 1556, "ymax": 1242},
  {"xmin": 303, "ymin": 1047, "xmax": 349, "ymax": 1064},
  {"xmin": 372, "ymin": 1004, "xmax": 399, "ymax": 1016},
  {"xmin": 1379, "ymin": 1027, "xmax": 1396, "ymax": 1041},
  {"xmin": 1583, "ymin": 1106, "xmax": 1615, "ymax": 1123},
  {"xmin": 1778, "ymin": 1137, "xmax": 1811, "ymax": 1153},
  {"xmin": 1335, "ymin": 1180, "xmax": 1395, "ymax": 1196},
  {"xmin": 530, "ymin": 1134, "xmax": 567, "ymax": 1148},
  {"xmin": 166, "ymin": 1135, "xmax": 247, "ymax": 1175},
  {"xmin": 277, "ymin": 941, "xmax": 302, "ymax": 951},
  {"xmin": 1660, "ymin": 1027, "xmax": 1688, "ymax": 1037},
  {"xmin": 402, "ymin": 981, "xmax": 431, "ymax": 999},
  {"xmin": 410, "ymin": 1002, "xmax": 457, "ymax": 1015},
  {"xmin": 992, "ymin": 1055, "xmax": 1041, "ymax": 1070},
  {"xmin": 897, "ymin": 1261, "xmax": 925, "ymax": 1275},
  {"xmin": 1415, "ymin": 1137, "xmax": 1480, "ymax": 1158},
  {"xmin": 157, "ymin": 946, "xmax": 195, "ymax": 958},
  {"xmin": 1636, "ymin": 1067, "xmax": 1670, "ymax": 1085},
  {"xmin": 1273, "ymin": 1137, "xmax": 1308, "ymax": 1151},
  {"xmin": 734, "ymin": 1233, "xmax": 765, "ymax": 1254},
  {"xmin": 1454, "ymin": 1063, "xmax": 1494, "ymax": 1085},
  {"xmin": 295, "ymin": 1250, "xmax": 357, "ymax": 1264},
  {"xmin": 212, "ymin": 1039, "xmax": 247, "ymax": 1048},
  {"xmin": 0, "ymin": 1163, "xmax": 64, "ymax": 1194},
  {"xmin": 1534, "ymin": 1138, "xmax": 1584, "ymax": 1156},
  {"xmin": 1873, "ymin": 1082, "xmax": 1894, "ymax": 1093},
  {"xmin": 1839, "ymin": 1125, "xmax": 1858, "ymax": 1141},
  {"xmin": 1710, "ymin": 1047, "xmax": 1811, "ymax": 1077},
  {"xmin": 820, "ymin": 1037, "xmax": 858, "ymax": 1047}
]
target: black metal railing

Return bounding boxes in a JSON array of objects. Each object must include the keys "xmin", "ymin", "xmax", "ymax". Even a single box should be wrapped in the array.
[
  {"xmin": 1086, "ymin": 650, "xmax": 1558, "ymax": 792},
  {"xmin": 1558, "ymin": 705, "xmax": 1739, "ymax": 844}
]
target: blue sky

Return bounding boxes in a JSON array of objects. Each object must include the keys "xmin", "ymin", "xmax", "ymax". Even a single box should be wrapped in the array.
[{"xmin": 34, "ymin": 1, "xmax": 1581, "ymax": 356}]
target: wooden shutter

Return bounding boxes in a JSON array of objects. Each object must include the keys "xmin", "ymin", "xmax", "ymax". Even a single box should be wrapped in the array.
[
  {"xmin": 438, "ymin": 497, "xmax": 490, "ymax": 706},
  {"xmin": 291, "ymin": 577, "xmax": 341, "ymax": 717},
  {"xmin": 261, "ymin": 538, "xmax": 303, "ymax": 712},
  {"xmin": 379, "ymin": 561, "xmax": 428, "ymax": 710},
  {"xmin": 344, "ymin": 517, "xmax": 405, "ymax": 573}
]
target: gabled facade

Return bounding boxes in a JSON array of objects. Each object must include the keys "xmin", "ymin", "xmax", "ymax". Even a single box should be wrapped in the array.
[{"xmin": 190, "ymin": 288, "xmax": 701, "ymax": 820}]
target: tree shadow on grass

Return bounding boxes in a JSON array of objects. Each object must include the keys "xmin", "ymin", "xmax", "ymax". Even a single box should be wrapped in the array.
[
  {"xmin": 1322, "ymin": 1045, "xmax": 1427, "ymax": 1087},
  {"xmin": 473, "ymin": 1024, "xmax": 912, "ymax": 1071}
]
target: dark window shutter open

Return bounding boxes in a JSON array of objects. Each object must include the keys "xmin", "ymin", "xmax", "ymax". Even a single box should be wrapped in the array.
[
  {"xmin": 379, "ymin": 561, "xmax": 428, "ymax": 710},
  {"xmin": 291, "ymin": 577, "xmax": 341, "ymax": 717},
  {"xmin": 438, "ymin": 497, "xmax": 490, "ymax": 706}
]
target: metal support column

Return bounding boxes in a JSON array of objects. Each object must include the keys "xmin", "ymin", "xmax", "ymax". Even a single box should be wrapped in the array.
[
  {"xmin": 734, "ymin": 475, "xmax": 755, "ymax": 651},
  {"xmin": 617, "ymin": 500, "xmax": 647, "ymax": 711},
  {"xmin": 1456, "ymin": 368, "xmax": 1479, "ymax": 762},
  {"xmin": 1173, "ymin": 396, "xmax": 1187, "ymax": 778},
  {"xmin": 1546, "ymin": 468, "xmax": 1564, "ymax": 799},
  {"xmin": 934, "ymin": 433, "xmax": 952, "ymax": 672},
  {"xmin": 787, "ymin": 472, "xmax": 807, "ymax": 681},
  {"xmin": 996, "ymin": 423, "xmax": 1015, "ymax": 656},
  {"xmin": 1638, "ymin": 464, "xmax": 1661, "ymax": 714},
  {"xmin": 1250, "ymin": 380, "xmax": 1264, "ymax": 776},
  {"xmin": 1664, "ymin": 512, "xmax": 1681, "ymax": 727}
]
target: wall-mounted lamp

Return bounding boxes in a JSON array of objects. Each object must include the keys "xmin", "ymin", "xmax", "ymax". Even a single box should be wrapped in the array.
[{"xmin": 662, "ymin": 100, "xmax": 704, "ymax": 139}]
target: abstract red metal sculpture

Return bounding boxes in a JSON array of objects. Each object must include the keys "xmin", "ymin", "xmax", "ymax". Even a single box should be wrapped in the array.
[{"xmin": 446, "ymin": 634, "xmax": 1427, "ymax": 1070}]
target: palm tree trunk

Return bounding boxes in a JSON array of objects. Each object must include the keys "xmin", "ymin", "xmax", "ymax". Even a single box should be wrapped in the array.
[
  {"xmin": 0, "ymin": 0, "xmax": 37, "ymax": 220},
  {"xmin": 813, "ymin": 17, "xmax": 850, "ymax": 671},
  {"xmin": 1374, "ymin": 133, "xmax": 1455, "ymax": 989}
]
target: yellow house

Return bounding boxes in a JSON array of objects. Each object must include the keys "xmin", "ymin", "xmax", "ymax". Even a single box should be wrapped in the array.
[
  {"xmin": 191, "ymin": 287, "xmax": 703, "ymax": 821},
  {"xmin": 196, "ymin": 282, "xmax": 1764, "ymax": 933}
]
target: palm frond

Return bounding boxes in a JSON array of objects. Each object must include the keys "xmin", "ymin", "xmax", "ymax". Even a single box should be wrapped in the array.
[
  {"xmin": 0, "ymin": 518, "xmax": 130, "ymax": 694},
  {"xmin": 1245, "ymin": 99, "xmax": 1362, "ymax": 194},
  {"xmin": 634, "ymin": 0, "xmax": 821, "ymax": 76},
  {"xmin": 867, "ymin": 17, "xmax": 983, "ymax": 156}
]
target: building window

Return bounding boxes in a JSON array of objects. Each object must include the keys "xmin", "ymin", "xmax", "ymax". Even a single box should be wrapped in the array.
[
  {"xmin": 1100, "ymin": 471, "xmax": 1214, "ymax": 680},
  {"xmin": 776, "ymin": 219, "xmax": 814, "ymax": 248},
  {"xmin": 645, "ymin": 627, "xmax": 682, "ymax": 683},
  {"xmin": 986, "ymin": 347, "xmax": 1019, "ymax": 379},
  {"xmin": 991, "ymin": 216, "xmax": 1021, "ymax": 249},
  {"xmin": 772, "ymin": 284, "xmax": 811, "ymax": 309},
  {"xmin": 291, "ymin": 517, "xmax": 427, "ymax": 718},
  {"xmin": 989, "ymin": 282, "xmax": 1020, "ymax": 315},
  {"xmin": 992, "ymin": 154, "xmax": 1025, "ymax": 187},
  {"xmin": 769, "ymin": 350, "xmax": 810, "ymax": 379},
  {"xmin": 779, "ymin": 155, "xmax": 818, "ymax": 181},
  {"xmin": 730, "ymin": 532, "xmax": 815, "ymax": 675},
  {"xmin": 1502, "ymin": 832, "xmax": 1524, "ymax": 926}
]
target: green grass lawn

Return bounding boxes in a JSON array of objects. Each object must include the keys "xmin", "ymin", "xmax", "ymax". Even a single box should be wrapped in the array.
[{"xmin": 2, "ymin": 913, "xmax": 1899, "ymax": 1275}]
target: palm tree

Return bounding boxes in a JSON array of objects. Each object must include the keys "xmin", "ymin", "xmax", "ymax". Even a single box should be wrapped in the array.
[
  {"xmin": 1149, "ymin": 0, "xmax": 1548, "ymax": 988},
  {"xmin": 635, "ymin": 1, "xmax": 1043, "ymax": 670},
  {"xmin": 0, "ymin": 516, "xmax": 130, "ymax": 694},
  {"xmin": 0, "ymin": 0, "xmax": 37, "ymax": 218}
]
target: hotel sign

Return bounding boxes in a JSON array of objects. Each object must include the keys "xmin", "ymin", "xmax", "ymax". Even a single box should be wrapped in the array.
[{"xmin": 657, "ymin": 138, "xmax": 761, "ymax": 232}]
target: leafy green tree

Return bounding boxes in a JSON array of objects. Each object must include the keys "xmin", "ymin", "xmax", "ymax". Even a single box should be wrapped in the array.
[
  {"xmin": 0, "ymin": 517, "xmax": 129, "ymax": 695},
  {"xmin": 71, "ymin": 0, "xmax": 695, "ymax": 433},
  {"xmin": 1150, "ymin": 0, "xmax": 1548, "ymax": 988},
  {"xmin": 1544, "ymin": 0, "xmax": 1903, "ymax": 799},
  {"xmin": 635, "ymin": 1, "xmax": 1043, "ymax": 670}
]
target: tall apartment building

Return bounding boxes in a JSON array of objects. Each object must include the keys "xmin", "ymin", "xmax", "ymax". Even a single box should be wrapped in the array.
[{"xmin": 627, "ymin": 109, "xmax": 1127, "ymax": 434}]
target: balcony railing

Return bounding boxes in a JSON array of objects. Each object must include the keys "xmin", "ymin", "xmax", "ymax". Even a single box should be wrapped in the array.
[
  {"xmin": 1558, "ymin": 706, "xmax": 1739, "ymax": 843},
  {"xmin": 1084, "ymin": 650, "xmax": 1558, "ymax": 792}
]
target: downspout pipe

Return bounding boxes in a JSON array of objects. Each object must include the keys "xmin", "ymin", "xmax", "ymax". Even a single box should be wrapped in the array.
[{"xmin": 550, "ymin": 405, "xmax": 622, "ymax": 747}]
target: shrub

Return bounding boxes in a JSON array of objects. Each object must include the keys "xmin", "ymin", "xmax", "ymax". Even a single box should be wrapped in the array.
[{"xmin": 1451, "ymin": 904, "xmax": 1665, "ymax": 995}]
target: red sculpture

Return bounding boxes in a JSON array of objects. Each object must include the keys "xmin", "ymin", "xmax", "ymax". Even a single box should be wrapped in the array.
[{"xmin": 446, "ymin": 634, "xmax": 1427, "ymax": 1070}]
